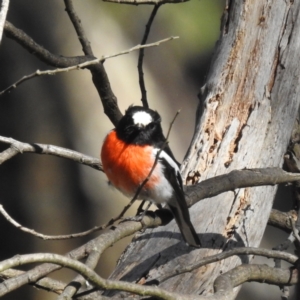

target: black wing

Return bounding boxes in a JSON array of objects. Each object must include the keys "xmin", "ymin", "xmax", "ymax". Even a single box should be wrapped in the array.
[{"xmin": 159, "ymin": 154, "xmax": 201, "ymax": 247}]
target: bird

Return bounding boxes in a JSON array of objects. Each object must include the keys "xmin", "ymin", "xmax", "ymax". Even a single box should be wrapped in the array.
[{"xmin": 101, "ymin": 105, "xmax": 201, "ymax": 247}]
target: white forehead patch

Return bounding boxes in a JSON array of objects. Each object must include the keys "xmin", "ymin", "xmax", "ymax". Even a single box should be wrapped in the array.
[{"xmin": 132, "ymin": 111, "xmax": 152, "ymax": 126}]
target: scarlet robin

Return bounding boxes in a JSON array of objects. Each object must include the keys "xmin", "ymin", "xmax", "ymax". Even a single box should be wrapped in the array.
[{"xmin": 101, "ymin": 106, "xmax": 200, "ymax": 247}]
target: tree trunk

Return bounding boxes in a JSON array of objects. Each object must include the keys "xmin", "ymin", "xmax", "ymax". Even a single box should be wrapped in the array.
[{"xmin": 108, "ymin": 0, "xmax": 300, "ymax": 297}]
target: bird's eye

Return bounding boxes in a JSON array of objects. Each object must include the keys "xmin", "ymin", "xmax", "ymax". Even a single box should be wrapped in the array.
[{"xmin": 147, "ymin": 122, "xmax": 155, "ymax": 129}]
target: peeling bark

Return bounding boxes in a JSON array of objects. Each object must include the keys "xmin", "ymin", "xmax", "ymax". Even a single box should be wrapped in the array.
[{"xmin": 107, "ymin": 1, "xmax": 300, "ymax": 298}]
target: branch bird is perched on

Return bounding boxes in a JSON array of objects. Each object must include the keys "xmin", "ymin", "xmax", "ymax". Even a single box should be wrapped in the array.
[{"xmin": 101, "ymin": 106, "xmax": 201, "ymax": 247}]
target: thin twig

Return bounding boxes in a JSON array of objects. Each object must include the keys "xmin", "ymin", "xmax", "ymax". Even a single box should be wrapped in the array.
[
  {"xmin": 158, "ymin": 247, "xmax": 298, "ymax": 283},
  {"xmin": 0, "ymin": 268, "xmax": 66, "ymax": 295},
  {"xmin": 0, "ymin": 136, "xmax": 102, "ymax": 170},
  {"xmin": 0, "ymin": 203, "xmax": 144, "ymax": 240},
  {"xmin": 0, "ymin": 36, "xmax": 178, "ymax": 97},
  {"xmin": 64, "ymin": 0, "xmax": 93, "ymax": 56},
  {"xmin": 138, "ymin": 4, "xmax": 161, "ymax": 109},
  {"xmin": 0, "ymin": 253, "xmax": 179, "ymax": 300},
  {"xmin": 4, "ymin": 21, "xmax": 92, "ymax": 67},
  {"xmin": 0, "ymin": 219, "xmax": 149, "ymax": 297},
  {"xmin": 4, "ymin": 20, "xmax": 121, "ymax": 126}
]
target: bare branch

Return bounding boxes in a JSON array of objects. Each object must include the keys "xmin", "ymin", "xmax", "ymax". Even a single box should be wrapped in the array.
[
  {"xmin": 3, "ymin": 135, "xmax": 300, "ymax": 213},
  {"xmin": 1, "ymin": 253, "xmax": 297, "ymax": 300},
  {"xmin": 3, "ymin": 20, "xmax": 177, "ymax": 126},
  {"xmin": 57, "ymin": 249, "xmax": 101, "ymax": 300},
  {"xmin": 0, "ymin": 204, "xmax": 113, "ymax": 240},
  {"xmin": 3, "ymin": 20, "xmax": 121, "ymax": 126},
  {"xmin": 4, "ymin": 21, "xmax": 92, "ymax": 67},
  {"xmin": 185, "ymin": 168, "xmax": 300, "ymax": 207},
  {"xmin": 3, "ymin": 135, "xmax": 300, "ymax": 211},
  {"xmin": 159, "ymin": 247, "xmax": 298, "ymax": 283},
  {"xmin": 0, "ymin": 215, "xmax": 163, "ymax": 297},
  {"xmin": 0, "ymin": 194, "xmax": 149, "ymax": 240},
  {"xmin": 0, "ymin": 36, "xmax": 178, "ymax": 97},
  {"xmin": 0, "ymin": 254, "xmax": 180, "ymax": 299},
  {"xmin": 64, "ymin": 0, "xmax": 93, "ymax": 56},
  {"xmin": 0, "ymin": 268, "xmax": 66, "ymax": 295},
  {"xmin": 138, "ymin": 4, "xmax": 161, "ymax": 108},
  {"xmin": 0, "ymin": 146, "xmax": 19, "ymax": 164},
  {"xmin": 0, "ymin": 0, "xmax": 9, "ymax": 43},
  {"xmin": 213, "ymin": 264, "xmax": 297, "ymax": 299},
  {"xmin": 268, "ymin": 209, "xmax": 296, "ymax": 233},
  {"xmin": 0, "ymin": 136, "xmax": 102, "ymax": 171}
]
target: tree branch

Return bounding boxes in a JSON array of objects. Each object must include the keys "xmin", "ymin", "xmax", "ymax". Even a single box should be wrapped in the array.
[
  {"xmin": 3, "ymin": 135, "xmax": 300, "ymax": 212},
  {"xmin": 0, "ymin": 214, "xmax": 164, "ymax": 297},
  {"xmin": 1, "ymin": 252, "xmax": 297, "ymax": 300},
  {"xmin": 0, "ymin": 136, "xmax": 102, "ymax": 171},
  {"xmin": 4, "ymin": 21, "xmax": 93, "ymax": 67},
  {"xmin": 268, "ymin": 209, "xmax": 296, "ymax": 233},
  {"xmin": 0, "ymin": 268, "xmax": 66, "ymax": 295},
  {"xmin": 159, "ymin": 247, "xmax": 298, "ymax": 282},
  {"xmin": 0, "ymin": 253, "xmax": 182, "ymax": 300},
  {"xmin": 3, "ymin": 20, "xmax": 121, "ymax": 126},
  {"xmin": 64, "ymin": 0, "xmax": 93, "ymax": 56},
  {"xmin": 230, "ymin": 264, "xmax": 298, "ymax": 287},
  {"xmin": 185, "ymin": 168, "xmax": 300, "ymax": 207},
  {"xmin": 57, "ymin": 249, "xmax": 101, "ymax": 300},
  {"xmin": 0, "ymin": 36, "xmax": 178, "ymax": 97},
  {"xmin": 213, "ymin": 264, "xmax": 297, "ymax": 299},
  {"xmin": 138, "ymin": 4, "xmax": 161, "ymax": 108}
]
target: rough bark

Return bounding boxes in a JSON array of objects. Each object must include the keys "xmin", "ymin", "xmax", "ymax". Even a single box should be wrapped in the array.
[{"xmin": 107, "ymin": 1, "xmax": 300, "ymax": 298}]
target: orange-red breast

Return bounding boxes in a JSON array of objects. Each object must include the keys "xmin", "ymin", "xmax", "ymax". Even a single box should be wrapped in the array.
[{"xmin": 101, "ymin": 106, "xmax": 200, "ymax": 247}]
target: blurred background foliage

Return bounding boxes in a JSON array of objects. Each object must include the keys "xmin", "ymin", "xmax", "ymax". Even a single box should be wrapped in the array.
[{"xmin": 0, "ymin": 0, "xmax": 295, "ymax": 299}]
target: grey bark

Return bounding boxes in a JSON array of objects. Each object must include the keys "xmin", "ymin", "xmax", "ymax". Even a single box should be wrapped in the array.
[{"xmin": 107, "ymin": 1, "xmax": 300, "ymax": 298}]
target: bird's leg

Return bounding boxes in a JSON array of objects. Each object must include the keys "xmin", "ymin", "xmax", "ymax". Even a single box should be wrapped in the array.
[
  {"xmin": 136, "ymin": 199, "xmax": 147, "ymax": 215},
  {"xmin": 134, "ymin": 200, "xmax": 153, "ymax": 220}
]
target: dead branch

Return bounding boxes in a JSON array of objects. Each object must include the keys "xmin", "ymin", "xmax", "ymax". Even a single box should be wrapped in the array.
[
  {"xmin": 64, "ymin": 0, "xmax": 93, "ymax": 56},
  {"xmin": 138, "ymin": 4, "xmax": 161, "ymax": 108},
  {"xmin": 0, "ymin": 268, "xmax": 66, "ymax": 295},
  {"xmin": 268, "ymin": 209, "xmax": 296, "ymax": 233},
  {"xmin": 214, "ymin": 264, "xmax": 297, "ymax": 298},
  {"xmin": 0, "ymin": 215, "xmax": 162, "ymax": 297},
  {"xmin": 158, "ymin": 247, "xmax": 298, "ymax": 283},
  {"xmin": 4, "ymin": 21, "xmax": 92, "ymax": 67},
  {"xmin": 57, "ymin": 249, "xmax": 102, "ymax": 300},
  {"xmin": 0, "ymin": 36, "xmax": 178, "ymax": 97},
  {"xmin": 0, "ymin": 253, "xmax": 181, "ymax": 300},
  {"xmin": 3, "ymin": 135, "xmax": 300, "ymax": 213},
  {"xmin": 185, "ymin": 168, "xmax": 300, "ymax": 206},
  {"xmin": 0, "ymin": 135, "xmax": 102, "ymax": 171},
  {"xmin": 3, "ymin": 20, "xmax": 121, "ymax": 126}
]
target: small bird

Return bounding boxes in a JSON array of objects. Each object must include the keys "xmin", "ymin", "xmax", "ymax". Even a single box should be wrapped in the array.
[{"xmin": 101, "ymin": 106, "xmax": 201, "ymax": 247}]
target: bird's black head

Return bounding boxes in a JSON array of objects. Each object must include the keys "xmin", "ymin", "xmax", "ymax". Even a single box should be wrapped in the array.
[{"xmin": 116, "ymin": 106, "xmax": 165, "ymax": 146}]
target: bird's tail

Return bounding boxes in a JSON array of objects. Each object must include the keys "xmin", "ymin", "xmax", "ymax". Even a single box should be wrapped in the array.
[{"xmin": 167, "ymin": 197, "xmax": 201, "ymax": 248}]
